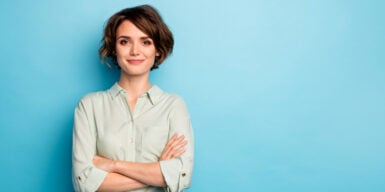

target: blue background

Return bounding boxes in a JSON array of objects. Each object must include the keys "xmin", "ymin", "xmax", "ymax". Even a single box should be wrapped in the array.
[{"xmin": 1, "ymin": 0, "xmax": 384, "ymax": 191}]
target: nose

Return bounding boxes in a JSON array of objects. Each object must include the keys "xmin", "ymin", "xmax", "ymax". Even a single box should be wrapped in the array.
[{"xmin": 130, "ymin": 42, "xmax": 139, "ymax": 56}]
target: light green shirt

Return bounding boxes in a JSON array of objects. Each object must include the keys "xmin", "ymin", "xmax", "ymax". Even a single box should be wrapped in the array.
[{"xmin": 72, "ymin": 83, "xmax": 194, "ymax": 192}]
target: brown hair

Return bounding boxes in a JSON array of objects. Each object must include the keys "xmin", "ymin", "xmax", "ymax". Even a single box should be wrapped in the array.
[{"xmin": 99, "ymin": 5, "xmax": 174, "ymax": 70}]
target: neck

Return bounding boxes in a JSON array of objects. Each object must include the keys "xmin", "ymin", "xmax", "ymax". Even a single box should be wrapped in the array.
[{"xmin": 118, "ymin": 72, "xmax": 152, "ymax": 98}]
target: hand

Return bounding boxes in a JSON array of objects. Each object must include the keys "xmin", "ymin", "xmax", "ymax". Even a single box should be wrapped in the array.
[
  {"xmin": 160, "ymin": 133, "xmax": 187, "ymax": 161},
  {"xmin": 93, "ymin": 155, "xmax": 115, "ymax": 172}
]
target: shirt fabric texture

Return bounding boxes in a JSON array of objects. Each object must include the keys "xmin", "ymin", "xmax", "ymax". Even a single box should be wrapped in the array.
[{"xmin": 72, "ymin": 83, "xmax": 194, "ymax": 192}]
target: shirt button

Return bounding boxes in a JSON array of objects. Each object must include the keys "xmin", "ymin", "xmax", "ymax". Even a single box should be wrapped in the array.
[
  {"xmin": 129, "ymin": 138, "xmax": 134, "ymax": 144},
  {"xmin": 181, "ymin": 173, "xmax": 186, "ymax": 177}
]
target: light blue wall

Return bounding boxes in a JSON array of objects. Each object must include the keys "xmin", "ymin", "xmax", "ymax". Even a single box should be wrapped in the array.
[{"xmin": 1, "ymin": 0, "xmax": 384, "ymax": 191}]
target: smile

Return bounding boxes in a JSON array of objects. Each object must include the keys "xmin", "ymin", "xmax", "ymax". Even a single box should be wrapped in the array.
[{"xmin": 127, "ymin": 59, "xmax": 145, "ymax": 65}]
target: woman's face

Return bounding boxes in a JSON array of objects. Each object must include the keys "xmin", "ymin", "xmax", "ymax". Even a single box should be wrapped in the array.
[{"xmin": 115, "ymin": 20, "xmax": 159, "ymax": 77}]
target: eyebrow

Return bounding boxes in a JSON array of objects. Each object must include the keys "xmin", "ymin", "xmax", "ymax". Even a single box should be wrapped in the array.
[{"xmin": 117, "ymin": 35, "xmax": 151, "ymax": 40}]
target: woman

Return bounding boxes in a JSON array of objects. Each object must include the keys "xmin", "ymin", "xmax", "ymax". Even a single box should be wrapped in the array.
[{"xmin": 72, "ymin": 5, "xmax": 194, "ymax": 192}]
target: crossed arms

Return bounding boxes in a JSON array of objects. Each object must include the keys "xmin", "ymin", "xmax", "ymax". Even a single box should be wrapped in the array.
[{"xmin": 94, "ymin": 134, "xmax": 187, "ymax": 191}]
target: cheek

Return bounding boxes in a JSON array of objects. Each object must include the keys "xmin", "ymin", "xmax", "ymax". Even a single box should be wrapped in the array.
[
  {"xmin": 115, "ymin": 50, "xmax": 129, "ymax": 64},
  {"xmin": 115, "ymin": 50, "xmax": 127, "ymax": 66},
  {"xmin": 115, "ymin": 47, "xmax": 128, "ymax": 57},
  {"xmin": 144, "ymin": 49, "xmax": 158, "ymax": 58},
  {"xmin": 115, "ymin": 53, "xmax": 124, "ymax": 63}
]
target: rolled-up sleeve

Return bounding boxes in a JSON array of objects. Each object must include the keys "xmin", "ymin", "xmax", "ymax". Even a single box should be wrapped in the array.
[
  {"xmin": 72, "ymin": 98, "xmax": 108, "ymax": 192},
  {"xmin": 160, "ymin": 97, "xmax": 194, "ymax": 192}
]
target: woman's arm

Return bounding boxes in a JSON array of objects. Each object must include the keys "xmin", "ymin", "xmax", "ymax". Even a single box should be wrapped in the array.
[
  {"xmin": 94, "ymin": 134, "xmax": 188, "ymax": 187},
  {"xmin": 73, "ymin": 98, "xmax": 110, "ymax": 192},
  {"xmin": 160, "ymin": 98, "xmax": 194, "ymax": 191}
]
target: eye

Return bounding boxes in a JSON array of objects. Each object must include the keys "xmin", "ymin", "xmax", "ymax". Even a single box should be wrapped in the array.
[
  {"xmin": 119, "ymin": 39, "xmax": 128, "ymax": 45},
  {"xmin": 143, "ymin": 39, "xmax": 152, "ymax": 46}
]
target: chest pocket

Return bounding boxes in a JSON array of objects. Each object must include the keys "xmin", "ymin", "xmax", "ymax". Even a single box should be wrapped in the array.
[{"xmin": 139, "ymin": 125, "xmax": 169, "ymax": 162}]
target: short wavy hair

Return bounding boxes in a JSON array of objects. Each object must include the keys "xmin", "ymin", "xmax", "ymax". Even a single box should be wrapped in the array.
[{"xmin": 99, "ymin": 5, "xmax": 174, "ymax": 70}]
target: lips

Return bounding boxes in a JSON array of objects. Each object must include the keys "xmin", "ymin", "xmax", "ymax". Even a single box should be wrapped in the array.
[{"xmin": 127, "ymin": 59, "xmax": 144, "ymax": 65}]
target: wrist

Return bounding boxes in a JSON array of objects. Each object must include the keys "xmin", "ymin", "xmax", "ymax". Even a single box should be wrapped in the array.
[{"xmin": 111, "ymin": 160, "xmax": 119, "ymax": 173}]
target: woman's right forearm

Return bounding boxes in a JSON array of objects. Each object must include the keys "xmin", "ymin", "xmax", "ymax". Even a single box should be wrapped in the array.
[{"xmin": 98, "ymin": 172, "xmax": 147, "ymax": 192}]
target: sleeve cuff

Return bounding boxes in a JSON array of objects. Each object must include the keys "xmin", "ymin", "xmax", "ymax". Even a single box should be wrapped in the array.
[
  {"xmin": 160, "ymin": 158, "xmax": 186, "ymax": 192},
  {"xmin": 75, "ymin": 167, "xmax": 108, "ymax": 192}
]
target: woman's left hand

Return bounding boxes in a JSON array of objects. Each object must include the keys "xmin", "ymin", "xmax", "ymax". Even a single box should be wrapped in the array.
[
  {"xmin": 160, "ymin": 133, "xmax": 187, "ymax": 161},
  {"xmin": 93, "ymin": 155, "xmax": 115, "ymax": 172}
]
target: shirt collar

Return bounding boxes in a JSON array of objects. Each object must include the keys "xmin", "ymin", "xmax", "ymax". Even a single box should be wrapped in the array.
[{"xmin": 108, "ymin": 82, "xmax": 163, "ymax": 105}]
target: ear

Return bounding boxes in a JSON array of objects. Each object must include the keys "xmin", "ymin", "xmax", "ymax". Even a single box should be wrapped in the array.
[{"xmin": 156, "ymin": 52, "xmax": 160, "ymax": 56}]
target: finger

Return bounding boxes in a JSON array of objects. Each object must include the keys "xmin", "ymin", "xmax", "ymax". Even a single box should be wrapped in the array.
[
  {"xmin": 164, "ymin": 133, "xmax": 179, "ymax": 149},
  {"xmin": 170, "ymin": 144, "xmax": 187, "ymax": 158},
  {"xmin": 167, "ymin": 135, "xmax": 185, "ymax": 150},
  {"xmin": 166, "ymin": 140, "xmax": 187, "ymax": 159},
  {"xmin": 164, "ymin": 135, "xmax": 184, "ymax": 154},
  {"xmin": 161, "ymin": 134, "xmax": 186, "ymax": 160},
  {"xmin": 172, "ymin": 140, "xmax": 187, "ymax": 153},
  {"xmin": 170, "ymin": 142, "xmax": 187, "ymax": 158},
  {"xmin": 172, "ymin": 148, "xmax": 186, "ymax": 158}
]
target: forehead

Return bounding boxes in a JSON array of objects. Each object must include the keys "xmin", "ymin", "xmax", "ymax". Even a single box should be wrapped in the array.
[{"xmin": 116, "ymin": 20, "xmax": 148, "ymax": 38}]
